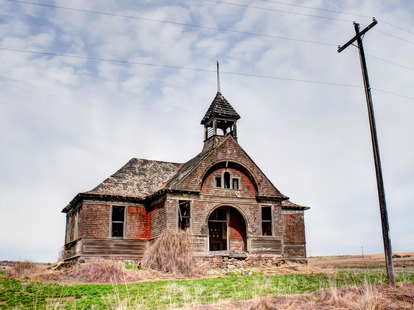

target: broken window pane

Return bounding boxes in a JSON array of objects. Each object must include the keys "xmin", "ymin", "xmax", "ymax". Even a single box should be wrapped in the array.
[
  {"xmin": 262, "ymin": 206, "xmax": 272, "ymax": 221},
  {"xmin": 112, "ymin": 222, "xmax": 124, "ymax": 237},
  {"xmin": 261, "ymin": 206, "xmax": 272, "ymax": 236},
  {"xmin": 262, "ymin": 222, "xmax": 272, "ymax": 236},
  {"xmin": 112, "ymin": 206, "xmax": 125, "ymax": 238},
  {"xmin": 178, "ymin": 200, "xmax": 191, "ymax": 230},
  {"xmin": 112, "ymin": 206, "xmax": 125, "ymax": 222}
]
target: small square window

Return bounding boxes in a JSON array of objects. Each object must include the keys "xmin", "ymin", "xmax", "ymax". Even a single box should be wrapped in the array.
[{"xmin": 232, "ymin": 178, "xmax": 239, "ymax": 190}]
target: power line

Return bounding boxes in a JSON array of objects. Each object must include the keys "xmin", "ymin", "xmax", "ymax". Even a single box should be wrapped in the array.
[
  {"xmin": 246, "ymin": 0, "xmax": 371, "ymax": 19},
  {"xmin": 1, "ymin": 46, "xmax": 414, "ymax": 102},
  {"xmin": 2, "ymin": 10, "xmax": 413, "ymax": 76},
  {"xmin": 377, "ymin": 29, "xmax": 414, "ymax": 46},
  {"xmin": 0, "ymin": 46, "xmax": 361, "ymax": 88},
  {"xmin": 243, "ymin": 0, "xmax": 414, "ymax": 39},
  {"xmin": 381, "ymin": 19, "xmax": 414, "ymax": 38},
  {"xmin": 2, "ymin": 0, "xmax": 336, "ymax": 47},
  {"xmin": 201, "ymin": 0, "xmax": 352, "ymax": 22},
  {"xmin": 366, "ymin": 52, "xmax": 414, "ymax": 73}
]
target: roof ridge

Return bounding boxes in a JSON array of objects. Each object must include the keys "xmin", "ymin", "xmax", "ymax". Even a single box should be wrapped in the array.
[{"xmin": 130, "ymin": 157, "xmax": 181, "ymax": 165}]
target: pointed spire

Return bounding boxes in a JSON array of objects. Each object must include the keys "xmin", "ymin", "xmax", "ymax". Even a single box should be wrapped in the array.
[{"xmin": 217, "ymin": 60, "xmax": 221, "ymax": 93}]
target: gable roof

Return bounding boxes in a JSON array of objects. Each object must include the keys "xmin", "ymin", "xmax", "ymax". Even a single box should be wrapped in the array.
[
  {"xmin": 166, "ymin": 134, "xmax": 287, "ymax": 199},
  {"xmin": 201, "ymin": 92, "xmax": 240, "ymax": 125},
  {"xmin": 86, "ymin": 158, "xmax": 181, "ymax": 199}
]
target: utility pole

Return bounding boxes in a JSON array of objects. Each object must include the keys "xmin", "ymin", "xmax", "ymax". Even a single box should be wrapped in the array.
[{"xmin": 338, "ymin": 18, "xmax": 395, "ymax": 286}]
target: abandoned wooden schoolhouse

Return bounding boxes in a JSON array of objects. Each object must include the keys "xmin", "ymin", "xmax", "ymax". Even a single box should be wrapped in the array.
[{"xmin": 62, "ymin": 76, "xmax": 310, "ymax": 261}]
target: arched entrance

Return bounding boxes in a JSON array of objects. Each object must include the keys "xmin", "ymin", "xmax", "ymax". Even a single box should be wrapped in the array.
[{"xmin": 208, "ymin": 206, "xmax": 247, "ymax": 252}]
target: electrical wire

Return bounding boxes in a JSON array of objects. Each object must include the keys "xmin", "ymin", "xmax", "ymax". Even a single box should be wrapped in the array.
[
  {"xmin": 253, "ymin": 0, "xmax": 370, "ymax": 18},
  {"xmin": 200, "ymin": 0, "xmax": 352, "ymax": 22},
  {"xmin": 2, "ymin": 45, "xmax": 414, "ymax": 102},
  {"xmin": 1, "ymin": 1, "xmax": 336, "ymax": 47},
  {"xmin": 377, "ymin": 29, "xmax": 414, "ymax": 46},
  {"xmin": 239, "ymin": 0, "xmax": 414, "ymax": 38},
  {"xmin": 0, "ymin": 46, "xmax": 362, "ymax": 89}
]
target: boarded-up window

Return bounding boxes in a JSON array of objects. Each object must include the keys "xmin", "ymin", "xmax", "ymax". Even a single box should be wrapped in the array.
[
  {"xmin": 112, "ymin": 206, "xmax": 125, "ymax": 237},
  {"xmin": 261, "ymin": 206, "xmax": 272, "ymax": 236},
  {"xmin": 178, "ymin": 200, "xmax": 191, "ymax": 230}
]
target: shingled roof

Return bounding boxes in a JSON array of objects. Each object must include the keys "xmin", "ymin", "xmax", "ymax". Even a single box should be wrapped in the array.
[
  {"xmin": 201, "ymin": 92, "xmax": 240, "ymax": 125},
  {"xmin": 281, "ymin": 200, "xmax": 310, "ymax": 210},
  {"xmin": 86, "ymin": 158, "xmax": 181, "ymax": 199}
]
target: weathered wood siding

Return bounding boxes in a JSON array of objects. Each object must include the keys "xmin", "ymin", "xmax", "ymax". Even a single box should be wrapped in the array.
[
  {"xmin": 249, "ymin": 237, "xmax": 282, "ymax": 255},
  {"xmin": 81, "ymin": 239, "xmax": 147, "ymax": 258}
]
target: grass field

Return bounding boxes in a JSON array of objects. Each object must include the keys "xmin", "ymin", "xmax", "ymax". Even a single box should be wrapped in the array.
[{"xmin": 1, "ymin": 268, "xmax": 414, "ymax": 309}]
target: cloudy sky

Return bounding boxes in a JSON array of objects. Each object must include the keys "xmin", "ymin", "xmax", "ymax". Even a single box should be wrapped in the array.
[{"xmin": 0, "ymin": 0, "xmax": 413, "ymax": 262}]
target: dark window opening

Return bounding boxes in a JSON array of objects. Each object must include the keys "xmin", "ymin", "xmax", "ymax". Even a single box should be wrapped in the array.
[
  {"xmin": 261, "ymin": 206, "xmax": 272, "ymax": 236},
  {"xmin": 224, "ymin": 172, "xmax": 231, "ymax": 189},
  {"xmin": 215, "ymin": 175, "xmax": 222, "ymax": 188},
  {"xmin": 232, "ymin": 178, "xmax": 239, "ymax": 190},
  {"xmin": 112, "ymin": 206, "xmax": 125, "ymax": 237},
  {"xmin": 210, "ymin": 208, "xmax": 227, "ymax": 221},
  {"xmin": 178, "ymin": 200, "xmax": 191, "ymax": 230}
]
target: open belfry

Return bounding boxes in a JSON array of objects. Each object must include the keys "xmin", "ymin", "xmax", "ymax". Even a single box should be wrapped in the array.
[{"xmin": 62, "ymin": 64, "xmax": 310, "ymax": 262}]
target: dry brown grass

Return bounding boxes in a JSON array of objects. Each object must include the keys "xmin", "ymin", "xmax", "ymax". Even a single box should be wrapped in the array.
[
  {"xmin": 247, "ymin": 282, "xmax": 414, "ymax": 310},
  {"xmin": 142, "ymin": 229, "xmax": 196, "ymax": 276},
  {"xmin": 7, "ymin": 261, "xmax": 40, "ymax": 278},
  {"xmin": 66, "ymin": 260, "xmax": 142, "ymax": 283}
]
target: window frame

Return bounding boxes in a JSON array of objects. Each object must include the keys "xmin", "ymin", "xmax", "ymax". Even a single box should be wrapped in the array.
[
  {"xmin": 215, "ymin": 175, "xmax": 222, "ymax": 188},
  {"xmin": 214, "ymin": 171, "xmax": 242, "ymax": 191},
  {"xmin": 178, "ymin": 200, "xmax": 191, "ymax": 231},
  {"xmin": 261, "ymin": 205, "xmax": 273, "ymax": 236},
  {"xmin": 231, "ymin": 177, "xmax": 240, "ymax": 190},
  {"xmin": 110, "ymin": 205, "xmax": 126, "ymax": 238}
]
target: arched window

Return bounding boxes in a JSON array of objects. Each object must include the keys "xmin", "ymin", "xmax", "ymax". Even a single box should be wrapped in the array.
[{"xmin": 224, "ymin": 171, "xmax": 231, "ymax": 189}]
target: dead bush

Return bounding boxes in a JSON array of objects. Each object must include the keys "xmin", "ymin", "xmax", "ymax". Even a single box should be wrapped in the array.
[
  {"xmin": 142, "ymin": 230, "xmax": 195, "ymax": 276},
  {"xmin": 8, "ymin": 261, "xmax": 39, "ymax": 278},
  {"xmin": 69, "ymin": 260, "xmax": 141, "ymax": 283}
]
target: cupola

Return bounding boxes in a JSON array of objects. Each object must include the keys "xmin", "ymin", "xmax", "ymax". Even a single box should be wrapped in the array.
[{"xmin": 201, "ymin": 62, "xmax": 240, "ymax": 141}]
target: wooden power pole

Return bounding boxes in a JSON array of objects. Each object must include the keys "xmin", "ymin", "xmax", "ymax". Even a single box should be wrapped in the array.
[{"xmin": 338, "ymin": 18, "xmax": 395, "ymax": 286}]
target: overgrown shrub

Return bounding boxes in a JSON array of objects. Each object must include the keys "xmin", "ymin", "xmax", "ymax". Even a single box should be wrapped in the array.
[{"xmin": 142, "ymin": 230, "xmax": 195, "ymax": 276}]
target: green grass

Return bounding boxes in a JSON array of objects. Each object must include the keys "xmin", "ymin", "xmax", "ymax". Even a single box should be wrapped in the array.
[
  {"xmin": 124, "ymin": 263, "xmax": 145, "ymax": 271},
  {"xmin": 1, "ymin": 269, "xmax": 413, "ymax": 309}
]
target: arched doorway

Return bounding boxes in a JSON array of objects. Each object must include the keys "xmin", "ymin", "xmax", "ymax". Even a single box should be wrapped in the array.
[{"xmin": 208, "ymin": 206, "xmax": 247, "ymax": 252}]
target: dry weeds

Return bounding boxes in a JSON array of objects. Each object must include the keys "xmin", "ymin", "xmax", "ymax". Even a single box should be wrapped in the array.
[
  {"xmin": 7, "ymin": 261, "xmax": 41, "ymax": 278},
  {"xmin": 246, "ymin": 282, "xmax": 414, "ymax": 310},
  {"xmin": 142, "ymin": 230, "xmax": 197, "ymax": 276}
]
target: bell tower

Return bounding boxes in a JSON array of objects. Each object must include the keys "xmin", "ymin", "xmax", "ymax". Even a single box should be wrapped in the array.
[{"xmin": 201, "ymin": 62, "xmax": 241, "ymax": 142}]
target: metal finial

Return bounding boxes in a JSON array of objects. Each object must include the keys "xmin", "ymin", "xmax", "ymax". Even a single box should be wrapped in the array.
[{"xmin": 217, "ymin": 61, "xmax": 221, "ymax": 93}]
